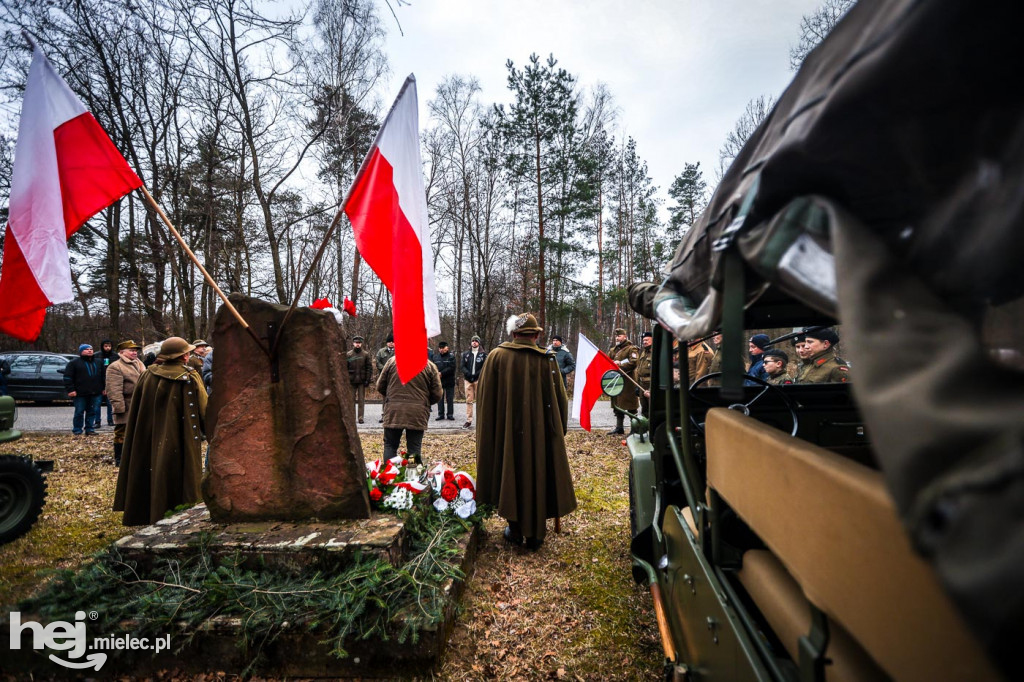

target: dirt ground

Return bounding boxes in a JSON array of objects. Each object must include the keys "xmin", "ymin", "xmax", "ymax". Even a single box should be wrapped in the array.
[{"xmin": 0, "ymin": 430, "xmax": 661, "ymax": 680}]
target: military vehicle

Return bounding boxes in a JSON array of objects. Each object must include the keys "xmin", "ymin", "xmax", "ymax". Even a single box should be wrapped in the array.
[
  {"xmin": 0, "ymin": 396, "xmax": 50, "ymax": 545},
  {"xmin": 615, "ymin": 1, "xmax": 1022, "ymax": 680}
]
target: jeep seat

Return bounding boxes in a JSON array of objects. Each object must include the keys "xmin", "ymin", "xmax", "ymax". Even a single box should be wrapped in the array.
[{"xmin": 705, "ymin": 408, "xmax": 999, "ymax": 682}]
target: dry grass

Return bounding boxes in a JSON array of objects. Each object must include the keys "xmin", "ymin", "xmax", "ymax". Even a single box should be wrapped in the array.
[{"xmin": 0, "ymin": 429, "xmax": 660, "ymax": 680}]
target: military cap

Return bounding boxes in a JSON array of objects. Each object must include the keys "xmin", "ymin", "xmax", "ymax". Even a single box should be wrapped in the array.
[
  {"xmin": 116, "ymin": 339, "xmax": 142, "ymax": 351},
  {"xmin": 386, "ymin": 333, "xmax": 394, "ymax": 343},
  {"xmin": 192, "ymin": 339, "xmax": 209, "ymax": 347},
  {"xmin": 507, "ymin": 313, "xmax": 542, "ymax": 334},
  {"xmin": 613, "ymin": 327, "xmax": 628, "ymax": 336},
  {"xmin": 641, "ymin": 331, "xmax": 653, "ymax": 339},
  {"xmin": 352, "ymin": 335, "xmax": 364, "ymax": 342},
  {"xmin": 791, "ymin": 333, "xmax": 807, "ymax": 346},
  {"xmin": 158, "ymin": 336, "xmax": 196, "ymax": 361},
  {"xmin": 804, "ymin": 327, "xmax": 840, "ymax": 345},
  {"xmin": 762, "ymin": 348, "xmax": 788, "ymax": 365}
]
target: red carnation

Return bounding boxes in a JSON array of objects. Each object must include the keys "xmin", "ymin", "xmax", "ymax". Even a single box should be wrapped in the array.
[
  {"xmin": 441, "ymin": 482, "xmax": 458, "ymax": 502},
  {"xmin": 443, "ymin": 470, "xmax": 455, "ymax": 483},
  {"xmin": 370, "ymin": 488, "xmax": 383, "ymax": 502},
  {"xmin": 402, "ymin": 459, "xmax": 409, "ymax": 466}
]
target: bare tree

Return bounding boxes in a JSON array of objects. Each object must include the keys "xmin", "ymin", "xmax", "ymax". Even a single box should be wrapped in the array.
[
  {"xmin": 790, "ymin": 0, "xmax": 856, "ymax": 70},
  {"xmin": 717, "ymin": 94, "xmax": 775, "ymax": 181}
]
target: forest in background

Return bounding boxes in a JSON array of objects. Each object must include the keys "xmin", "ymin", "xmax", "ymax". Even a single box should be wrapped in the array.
[{"xmin": 0, "ymin": 0, "xmax": 851, "ymax": 354}]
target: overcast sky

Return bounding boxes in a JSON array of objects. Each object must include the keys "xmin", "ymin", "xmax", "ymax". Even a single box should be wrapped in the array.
[{"xmin": 383, "ymin": 0, "xmax": 824, "ymax": 209}]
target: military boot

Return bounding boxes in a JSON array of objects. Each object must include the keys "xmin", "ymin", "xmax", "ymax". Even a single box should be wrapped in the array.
[{"xmin": 607, "ymin": 413, "xmax": 625, "ymax": 435}]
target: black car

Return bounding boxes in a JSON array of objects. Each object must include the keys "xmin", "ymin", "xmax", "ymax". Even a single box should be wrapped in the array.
[{"xmin": 0, "ymin": 352, "xmax": 78, "ymax": 403}]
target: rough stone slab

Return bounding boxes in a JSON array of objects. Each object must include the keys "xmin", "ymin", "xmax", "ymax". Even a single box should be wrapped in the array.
[
  {"xmin": 203, "ymin": 294, "xmax": 370, "ymax": 522},
  {"xmin": 114, "ymin": 504, "xmax": 407, "ymax": 573}
]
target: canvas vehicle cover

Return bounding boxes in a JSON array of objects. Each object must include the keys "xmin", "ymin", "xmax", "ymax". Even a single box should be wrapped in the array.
[{"xmin": 629, "ymin": 0, "xmax": 1024, "ymax": 676}]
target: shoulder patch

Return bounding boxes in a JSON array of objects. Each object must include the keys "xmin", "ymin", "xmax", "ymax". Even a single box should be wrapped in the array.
[
  {"xmin": 815, "ymin": 357, "xmax": 827, "ymax": 366},
  {"xmin": 838, "ymin": 365, "xmax": 849, "ymax": 371}
]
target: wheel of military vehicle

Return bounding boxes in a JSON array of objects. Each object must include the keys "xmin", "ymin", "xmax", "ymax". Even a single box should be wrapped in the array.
[
  {"xmin": 687, "ymin": 372, "xmax": 799, "ymax": 437},
  {"xmin": 0, "ymin": 455, "xmax": 47, "ymax": 545}
]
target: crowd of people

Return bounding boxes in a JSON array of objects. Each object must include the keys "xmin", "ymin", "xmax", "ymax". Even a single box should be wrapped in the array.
[{"xmin": 52, "ymin": 320, "xmax": 847, "ymax": 552}]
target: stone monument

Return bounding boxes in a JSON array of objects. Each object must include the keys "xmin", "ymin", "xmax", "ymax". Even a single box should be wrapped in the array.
[{"xmin": 202, "ymin": 294, "xmax": 370, "ymax": 521}]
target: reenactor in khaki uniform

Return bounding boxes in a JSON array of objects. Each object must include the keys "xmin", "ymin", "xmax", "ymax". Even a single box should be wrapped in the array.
[
  {"xmin": 608, "ymin": 328, "xmax": 640, "ymax": 434},
  {"xmin": 636, "ymin": 332, "xmax": 654, "ymax": 418},
  {"xmin": 795, "ymin": 328, "xmax": 850, "ymax": 384},
  {"xmin": 347, "ymin": 336, "xmax": 373, "ymax": 423},
  {"xmin": 762, "ymin": 348, "xmax": 794, "ymax": 385},
  {"xmin": 688, "ymin": 339, "xmax": 714, "ymax": 382}
]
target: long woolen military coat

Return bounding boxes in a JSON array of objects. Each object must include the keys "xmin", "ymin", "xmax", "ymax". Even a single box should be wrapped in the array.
[
  {"xmin": 113, "ymin": 362, "xmax": 208, "ymax": 525},
  {"xmin": 475, "ymin": 338, "xmax": 577, "ymax": 541}
]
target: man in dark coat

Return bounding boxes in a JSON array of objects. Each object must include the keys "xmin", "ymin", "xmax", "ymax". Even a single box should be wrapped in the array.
[
  {"xmin": 347, "ymin": 335, "xmax": 373, "ymax": 424},
  {"xmin": 377, "ymin": 351, "xmax": 442, "ymax": 465},
  {"xmin": 607, "ymin": 328, "xmax": 639, "ymax": 435},
  {"xmin": 475, "ymin": 313, "xmax": 577, "ymax": 551},
  {"xmin": 549, "ymin": 335, "xmax": 575, "ymax": 388},
  {"xmin": 433, "ymin": 341, "xmax": 458, "ymax": 421},
  {"xmin": 113, "ymin": 337, "xmax": 207, "ymax": 526},
  {"xmin": 461, "ymin": 335, "xmax": 487, "ymax": 429},
  {"xmin": 63, "ymin": 343, "xmax": 106, "ymax": 435},
  {"xmin": 96, "ymin": 339, "xmax": 116, "ymax": 428}
]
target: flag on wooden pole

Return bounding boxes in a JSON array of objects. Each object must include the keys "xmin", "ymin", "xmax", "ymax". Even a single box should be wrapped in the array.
[
  {"xmin": 0, "ymin": 35, "xmax": 142, "ymax": 341},
  {"xmin": 0, "ymin": 35, "xmax": 262, "ymax": 351},
  {"xmin": 571, "ymin": 333, "xmax": 620, "ymax": 431},
  {"xmin": 344, "ymin": 75, "xmax": 440, "ymax": 383}
]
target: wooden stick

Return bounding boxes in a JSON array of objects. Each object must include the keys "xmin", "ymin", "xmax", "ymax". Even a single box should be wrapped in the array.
[{"xmin": 139, "ymin": 185, "xmax": 269, "ymax": 357}]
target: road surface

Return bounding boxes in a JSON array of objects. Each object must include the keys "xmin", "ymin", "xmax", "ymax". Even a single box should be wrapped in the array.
[{"xmin": 11, "ymin": 400, "xmax": 622, "ymax": 433}]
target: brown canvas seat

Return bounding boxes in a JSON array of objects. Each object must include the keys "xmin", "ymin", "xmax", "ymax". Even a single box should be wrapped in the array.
[{"xmin": 705, "ymin": 408, "xmax": 999, "ymax": 682}]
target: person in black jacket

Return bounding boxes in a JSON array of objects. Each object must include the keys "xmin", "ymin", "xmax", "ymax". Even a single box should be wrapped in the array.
[
  {"xmin": 434, "ymin": 341, "xmax": 458, "ymax": 421},
  {"xmin": 461, "ymin": 335, "xmax": 488, "ymax": 429},
  {"xmin": 63, "ymin": 343, "xmax": 106, "ymax": 435},
  {"xmin": 95, "ymin": 338, "xmax": 116, "ymax": 428}
]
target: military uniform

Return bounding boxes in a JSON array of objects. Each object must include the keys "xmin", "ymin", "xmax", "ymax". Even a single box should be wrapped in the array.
[
  {"xmin": 636, "ymin": 343, "xmax": 653, "ymax": 418},
  {"xmin": 795, "ymin": 350, "xmax": 850, "ymax": 384},
  {"xmin": 375, "ymin": 345, "xmax": 395, "ymax": 377},
  {"xmin": 608, "ymin": 334, "xmax": 640, "ymax": 433},
  {"xmin": 766, "ymin": 372, "xmax": 794, "ymax": 385},
  {"xmin": 347, "ymin": 341, "xmax": 373, "ymax": 423},
  {"xmin": 688, "ymin": 342, "xmax": 714, "ymax": 381}
]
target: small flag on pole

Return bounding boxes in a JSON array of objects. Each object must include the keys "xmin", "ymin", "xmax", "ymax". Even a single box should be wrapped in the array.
[
  {"xmin": 0, "ymin": 35, "xmax": 142, "ymax": 341},
  {"xmin": 344, "ymin": 75, "xmax": 440, "ymax": 383},
  {"xmin": 571, "ymin": 333, "xmax": 620, "ymax": 431}
]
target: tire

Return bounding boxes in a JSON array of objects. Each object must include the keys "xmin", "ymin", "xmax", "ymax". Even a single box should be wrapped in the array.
[{"xmin": 0, "ymin": 455, "xmax": 47, "ymax": 545}]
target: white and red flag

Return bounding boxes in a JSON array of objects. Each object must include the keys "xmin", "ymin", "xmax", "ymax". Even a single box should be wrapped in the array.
[
  {"xmin": 0, "ymin": 36, "xmax": 142, "ymax": 341},
  {"xmin": 571, "ymin": 333, "xmax": 620, "ymax": 432},
  {"xmin": 344, "ymin": 75, "xmax": 440, "ymax": 383}
]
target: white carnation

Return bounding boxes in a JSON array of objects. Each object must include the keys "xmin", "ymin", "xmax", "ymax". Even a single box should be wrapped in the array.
[
  {"xmin": 459, "ymin": 488, "xmax": 474, "ymax": 501},
  {"xmin": 455, "ymin": 500, "xmax": 477, "ymax": 519}
]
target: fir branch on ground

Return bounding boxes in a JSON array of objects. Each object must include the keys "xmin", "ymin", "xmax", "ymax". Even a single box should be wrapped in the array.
[
  {"xmin": 1, "ymin": 428, "xmax": 661, "ymax": 680},
  {"xmin": 21, "ymin": 508, "xmax": 484, "ymax": 672}
]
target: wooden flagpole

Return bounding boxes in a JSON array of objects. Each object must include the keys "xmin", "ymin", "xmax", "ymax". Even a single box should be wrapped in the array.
[{"xmin": 139, "ymin": 185, "xmax": 270, "ymax": 358}]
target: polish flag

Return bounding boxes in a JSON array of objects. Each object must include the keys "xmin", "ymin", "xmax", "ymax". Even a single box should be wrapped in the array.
[
  {"xmin": 0, "ymin": 36, "xmax": 142, "ymax": 341},
  {"xmin": 344, "ymin": 75, "xmax": 440, "ymax": 383},
  {"xmin": 571, "ymin": 333, "xmax": 620, "ymax": 431}
]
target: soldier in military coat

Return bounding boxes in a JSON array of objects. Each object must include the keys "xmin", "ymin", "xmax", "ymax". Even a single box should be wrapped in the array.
[
  {"xmin": 347, "ymin": 336, "xmax": 373, "ymax": 424},
  {"xmin": 608, "ymin": 328, "xmax": 640, "ymax": 434},
  {"xmin": 636, "ymin": 332, "xmax": 654, "ymax": 418},
  {"xmin": 795, "ymin": 328, "xmax": 850, "ymax": 384}
]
